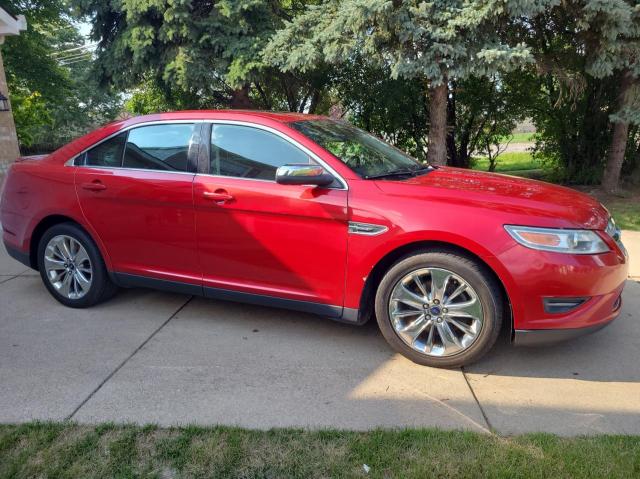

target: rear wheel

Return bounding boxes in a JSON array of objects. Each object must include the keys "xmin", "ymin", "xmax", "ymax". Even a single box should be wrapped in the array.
[
  {"xmin": 375, "ymin": 250, "xmax": 503, "ymax": 368},
  {"xmin": 37, "ymin": 223, "xmax": 118, "ymax": 308}
]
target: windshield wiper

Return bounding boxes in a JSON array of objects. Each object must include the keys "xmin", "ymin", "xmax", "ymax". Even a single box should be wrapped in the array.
[{"xmin": 364, "ymin": 166, "xmax": 431, "ymax": 180}]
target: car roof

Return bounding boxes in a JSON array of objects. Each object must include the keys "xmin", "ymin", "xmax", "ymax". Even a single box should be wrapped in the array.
[
  {"xmin": 120, "ymin": 110, "xmax": 328, "ymax": 128},
  {"xmin": 45, "ymin": 110, "xmax": 332, "ymax": 166}
]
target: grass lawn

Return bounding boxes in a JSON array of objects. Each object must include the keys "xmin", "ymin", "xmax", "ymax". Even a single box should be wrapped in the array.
[
  {"xmin": 577, "ymin": 187, "xmax": 640, "ymax": 231},
  {"xmin": 504, "ymin": 132, "xmax": 536, "ymax": 143},
  {"xmin": 472, "ymin": 152, "xmax": 540, "ymax": 173},
  {"xmin": 605, "ymin": 200, "xmax": 640, "ymax": 231},
  {"xmin": 1, "ymin": 423, "xmax": 640, "ymax": 478}
]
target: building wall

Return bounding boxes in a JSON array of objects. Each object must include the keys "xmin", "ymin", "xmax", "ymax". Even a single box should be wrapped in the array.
[{"xmin": 0, "ymin": 47, "xmax": 21, "ymax": 176}]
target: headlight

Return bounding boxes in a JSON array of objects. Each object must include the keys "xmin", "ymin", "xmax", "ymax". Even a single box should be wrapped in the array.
[{"xmin": 504, "ymin": 225, "xmax": 610, "ymax": 254}]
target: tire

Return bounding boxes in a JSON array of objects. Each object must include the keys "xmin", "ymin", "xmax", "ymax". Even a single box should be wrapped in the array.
[
  {"xmin": 37, "ymin": 222, "xmax": 118, "ymax": 308},
  {"xmin": 375, "ymin": 249, "xmax": 503, "ymax": 368}
]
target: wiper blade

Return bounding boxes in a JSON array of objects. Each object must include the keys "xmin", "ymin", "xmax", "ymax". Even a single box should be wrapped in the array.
[{"xmin": 364, "ymin": 166, "xmax": 431, "ymax": 180}]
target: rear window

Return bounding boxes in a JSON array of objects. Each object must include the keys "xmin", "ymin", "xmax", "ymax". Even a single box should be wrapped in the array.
[
  {"xmin": 84, "ymin": 133, "xmax": 126, "ymax": 168},
  {"xmin": 123, "ymin": 124, "xmax": 196, "ymax": 172}
]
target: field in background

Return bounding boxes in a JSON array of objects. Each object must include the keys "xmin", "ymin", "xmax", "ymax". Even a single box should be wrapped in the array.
[
  {"xmin": 1, "ymin": 423, "xmax": 640, "ymax": 478},
  {"xmin": 472, "ymin": 152, "xmax": 540, "ymax": 175},
  {"xmin": 503, "ymin": 132, "xmax": 536, "ymax": 143}
]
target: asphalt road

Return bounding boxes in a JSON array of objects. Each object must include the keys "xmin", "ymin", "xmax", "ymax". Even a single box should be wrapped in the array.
[{"xmin": 1, "ymin": 238, "xmax": 638, "ymax": 436}]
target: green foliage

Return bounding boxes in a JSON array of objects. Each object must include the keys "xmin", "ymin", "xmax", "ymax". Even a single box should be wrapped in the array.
[
  {"xmin": 10, "ymin": 91, "xmax": 52, "ymax": 147},
  {"xmin": 3, "ymin": 1, "xmax": 122, "ymax": 149},
  {"xmin": 73, "ymin": 0, "xmax": 330, "ymax": 112},
  {"xmin": 265, "ymin": 0, "xmax": 552, "ymax": 84},
  {"xmin": 332, "ymin": 54, "xmax": 429, "ymax": 159},
  {"xmin": 124, "ymin": 78, "xmax": 181, "ymax": 115},
  {"xmin": 513, "ymin": 1, "xmax": 640, "ymax": 185},
  {"xmin": 448, "ymin": 73, "xmax": 529, "ymax": 168}
]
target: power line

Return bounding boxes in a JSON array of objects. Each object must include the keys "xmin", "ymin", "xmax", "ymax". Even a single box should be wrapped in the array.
[
  {"xmin": 60, "ymin": 57, "xmax": 93, "ymax": 66},
  {"xmin": 58, "ymin": 51, "xmax": 93, "ymax": 63},
  {"xmin": 52, "ymin": 43, "xmax": 98, "ymax": 57}
]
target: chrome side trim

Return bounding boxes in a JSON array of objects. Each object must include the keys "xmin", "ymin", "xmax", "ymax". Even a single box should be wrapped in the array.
[
  {"xmin": 73, "ymin": 166, "xmax": 196, "ymax": 176},
  {"xmin": 348, "ymin": 221, "xmax": 388, "ymax": 236},
  {"xmin": 203, "ymin": 120, "xmax": 348, "ymax": 190}
]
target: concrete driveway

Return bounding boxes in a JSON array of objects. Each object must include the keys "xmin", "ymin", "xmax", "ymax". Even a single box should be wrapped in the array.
[{"xmin": 1, "ymin": 235, "xmax": 638, "ymax": 436}]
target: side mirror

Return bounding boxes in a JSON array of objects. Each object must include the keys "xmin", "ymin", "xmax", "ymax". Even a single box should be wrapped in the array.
[{"xmin": 275, "ymin": 164, "xmax": 335, "ymax": 187}]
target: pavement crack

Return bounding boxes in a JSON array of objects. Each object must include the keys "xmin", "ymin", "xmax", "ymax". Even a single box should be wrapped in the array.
[
  {"xmin": 65, "ymin": 295, "xmax": 194, "ymax": 421},
  {"xmin": 0, "ymin": 270, "xmax": 30, "ymax": 285},
  {"xmin": 461, "ymin": 366, "xmax": 497, "ymax": 435}
]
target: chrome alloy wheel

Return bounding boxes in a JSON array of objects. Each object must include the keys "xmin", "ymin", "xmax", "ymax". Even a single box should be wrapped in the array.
[
  {"xmin": 44, "ymin": 235, "xmax": 93, "ymax": 300},
  {"xmin": 388, "ymin": 267, "xmax": 484, "ymax": 357}
]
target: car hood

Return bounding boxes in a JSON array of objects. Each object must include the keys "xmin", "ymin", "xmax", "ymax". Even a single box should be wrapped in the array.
[{"xmin": 374, "ymin": 166, "xmax": 609, "ymax": 230}]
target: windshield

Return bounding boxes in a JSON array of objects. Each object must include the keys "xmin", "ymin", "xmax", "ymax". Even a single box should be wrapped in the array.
[{"xmin": 289, "ymin": 119, "xmax": 427, "ymax": 178}]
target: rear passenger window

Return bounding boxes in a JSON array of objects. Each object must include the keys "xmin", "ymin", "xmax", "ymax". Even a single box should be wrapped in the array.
[
  {"xmin": 84, "ymin": 132, "xmax": 126, "ymax": 167},
  {"xmin": 123, "ymin": 124, "xmax": 196, "ymax": 172}
]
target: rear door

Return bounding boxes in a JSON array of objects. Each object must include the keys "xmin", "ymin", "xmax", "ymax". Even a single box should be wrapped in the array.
[
  {"xmin": 193, "ymin": 122, "xmax": 349, "ymax": 312},
  {"xmin": 75, "ymin": 121, "xmax": 201, "ymax": 286}
]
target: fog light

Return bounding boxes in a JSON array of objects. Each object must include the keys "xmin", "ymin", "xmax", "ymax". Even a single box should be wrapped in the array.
[
  {"xmin": 543, "ymin": 297, "xmax": 588, "ymax": 314},
  {"xmin": 613, "ymin": 295, "xmax": 622, "ymax": 311}
]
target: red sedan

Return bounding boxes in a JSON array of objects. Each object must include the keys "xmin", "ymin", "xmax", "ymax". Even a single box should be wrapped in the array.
[{"xmin": 0, "ymin": 111, "xmax": 629, "ymax": 367}]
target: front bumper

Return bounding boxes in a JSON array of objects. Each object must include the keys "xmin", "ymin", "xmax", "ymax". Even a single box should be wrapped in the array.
[
  {"xmin": 512, "ymin": 284, "xmax": 624, "ymax": 346},
  {"xmin": 514, "ymin": 315, "xmax": 617, "ymax": 346}
]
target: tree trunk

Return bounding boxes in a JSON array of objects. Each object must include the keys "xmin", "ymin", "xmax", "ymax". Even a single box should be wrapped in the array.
[
  {"xmin": 427, "ymin": 81, "xmax": 448, "ymax": 166},
  {"xmin": 446, "ymin": 82, "xmax": 458, "ymax": 166},
  {"xmin": 602, "ymin": 71, "xmax": 633, "ymax": 193},
  {"xmin": 308, "ymin": 90, "xmax": 321, "ymax": 114},
  {"xmin": 230, "ymin": 85, "xmax": 254, "ymax": 109}
]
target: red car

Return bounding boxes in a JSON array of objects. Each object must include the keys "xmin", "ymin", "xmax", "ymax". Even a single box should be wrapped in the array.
[{"xmin": 0, "ymin": 111, "xmax": 629, "ymax": 367}]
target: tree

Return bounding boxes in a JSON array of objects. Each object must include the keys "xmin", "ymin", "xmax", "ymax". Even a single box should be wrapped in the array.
[
  {"xmin": 331, "ymin": 54, "xmax": 429, "ymax": 159},
  {"xmin": 3, "ymin": 0, "xmax": 122, "ymax": 148},
  {"xmin": 516, "ymin": 0, "xmax": 640, "ymax": 191},
  {"xmin": 447, "ymin": 74, "xmax": 527, "ymax": 168},
  {"xmin": 265, "ymin": 0, "xmax": 550, "ymax": 165},
  {"xmin": 580, "ymin": 0, "xmax": 640, "ymax": 192},
  {"xmin": 73, "ymin": 0, "xmax": 332, "ymax": 113}
]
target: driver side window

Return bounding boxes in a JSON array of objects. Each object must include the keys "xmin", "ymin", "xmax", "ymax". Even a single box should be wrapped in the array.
[{"xmin": 210, "ymin": 124, "xmax": 313, "ymax": 180}]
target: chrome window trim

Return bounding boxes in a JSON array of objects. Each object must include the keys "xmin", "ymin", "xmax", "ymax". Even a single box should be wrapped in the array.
[
  {"xmin": 71, "ymin": 165, "xmax": 197, "ymax": 176},
  {"xmin": 64, "ymin": 118, "xmax": 349, "ymax": 190},
  {"xmin": 203, "ymin": 119, "xmax": 348, "ymax": 191},
  {"xmin": 65, "ymin": 119, "xmax": 203, "ymax": 169}
]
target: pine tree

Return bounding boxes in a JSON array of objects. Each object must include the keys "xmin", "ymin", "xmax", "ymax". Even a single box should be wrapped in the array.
[{"xmin": 265, "ymin": 0, "xmax": 551, "ymax": 165}]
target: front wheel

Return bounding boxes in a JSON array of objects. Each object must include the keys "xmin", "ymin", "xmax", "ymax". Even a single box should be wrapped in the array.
[
  {"xmin": 37, "ymin": 222, "xmax": 118, "ymax": 308},
  {"xmin": 375, "ymin": 250, "xmax": 503, "ymax": 368}
]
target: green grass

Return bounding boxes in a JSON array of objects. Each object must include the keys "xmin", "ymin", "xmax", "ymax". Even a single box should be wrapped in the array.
[
  {"xmin": 1, "ymin": 423, "xmax": 640, "ymax": 478},
  {"xmin": 600, "ymin": 199, "xmax": 640, "ymax": 231},
  {"xmin": 472, "ymin": 152, "xmax": 540, "ymax": 173},
  {"xmin": 505, "ymin": 132, "xmax": 536, "ymax": 143}
]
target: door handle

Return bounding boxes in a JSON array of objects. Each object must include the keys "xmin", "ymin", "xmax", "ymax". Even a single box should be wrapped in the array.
[
  {"xmin": 203, "ymin": 190, "xmax": 234, "ymax": 203},
  {"xmin": 81, "ymin": 181, "xmax": 107, "ymax": 191}
]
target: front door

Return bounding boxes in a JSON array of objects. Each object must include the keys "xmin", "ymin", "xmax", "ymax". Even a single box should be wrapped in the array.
[
  {"xmin": 75, "ymin": 122, "xmax": 200, "ymax": 285},
  {"xmin": 193, "ymin": 122, "xmax": 349, "ymax": 313}
]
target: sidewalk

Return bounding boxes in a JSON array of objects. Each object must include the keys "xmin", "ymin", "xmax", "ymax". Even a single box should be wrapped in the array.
[{"xmin": 623, "ymin": 230, "xmax": 639, "ymax": 278}]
